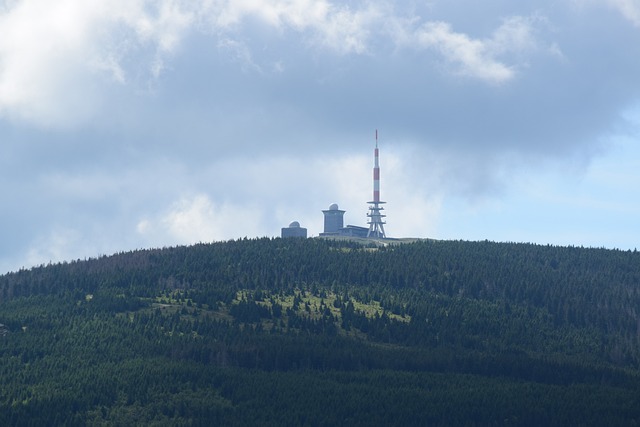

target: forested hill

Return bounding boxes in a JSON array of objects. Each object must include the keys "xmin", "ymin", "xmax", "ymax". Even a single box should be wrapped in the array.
[{"xmin": 1, "ymin": 238, "xmax": 639, "ymax": 426}]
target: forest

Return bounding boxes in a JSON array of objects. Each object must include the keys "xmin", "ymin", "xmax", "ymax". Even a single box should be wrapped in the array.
[{"xmin": 0, "ymin": 237, "xmax": 639, "ymax": 426}]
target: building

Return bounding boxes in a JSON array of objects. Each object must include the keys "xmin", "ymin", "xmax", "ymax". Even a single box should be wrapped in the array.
[
  {"xmin": 320, "ymin": 203, "xmax": 345, "ymax": 235},
  {"xmin": 319, "ymin": 204, "xmax": 370, "ymax": 238},
  {"xmin": 281, "ymin": 221, "xmax": 307, "ymax": 238},
  {"xmin": 339, "ymin": 225, "xmax": 369, "ymax": 238}
]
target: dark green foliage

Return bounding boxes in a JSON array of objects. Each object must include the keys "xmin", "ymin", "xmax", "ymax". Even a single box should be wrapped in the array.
[{"xmin": 0, "ymin": 238, "xmax": 639, "ymax": 425}]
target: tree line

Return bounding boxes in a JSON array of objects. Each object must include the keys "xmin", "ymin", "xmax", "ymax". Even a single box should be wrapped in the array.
[{"xmin": 0, "ymin": 237, "xmax": 639, "ymax": 425}]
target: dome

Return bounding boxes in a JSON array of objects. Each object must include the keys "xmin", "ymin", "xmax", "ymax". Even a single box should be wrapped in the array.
[
  {"xmin": 289, "ymin": 221, "xmax": 301, "ymax": 228},
  {"xmin": 329, "ymin": 203, "xmax": 339, "ymax": 211}
]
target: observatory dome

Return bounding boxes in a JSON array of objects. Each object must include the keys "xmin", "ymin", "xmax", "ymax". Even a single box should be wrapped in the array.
[
  {"xmin": 289, "ymin": 221, "xmax": 300, "ymax": 228},
  {"xmin": 329, "ymin": 203, "xmax": 339, "ymax": 211}
]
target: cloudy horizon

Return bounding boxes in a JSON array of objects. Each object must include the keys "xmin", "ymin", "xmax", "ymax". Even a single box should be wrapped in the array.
[{"xmin": 1, "ymin": 0, "xmax": 639, "ymax": 273}]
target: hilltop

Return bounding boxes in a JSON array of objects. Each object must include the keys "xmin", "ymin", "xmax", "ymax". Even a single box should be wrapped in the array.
[{"xmin": 0, "ymin": 238, "xmax": 639, "ymax": 425}]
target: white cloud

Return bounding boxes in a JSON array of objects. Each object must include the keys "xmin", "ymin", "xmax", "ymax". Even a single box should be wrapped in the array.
[
  {"xmin": 217, "ymin": 38, "xmax": 263, "ymax": 73},
  {"xmin": 309, "ymin": 3, "xmax": 380, "ymax": 54},
  {"xmin": 412, "ymin": 16, "xmax": 542, "ymax": 84},
  {"xmin": 0, "ymin": 0, "xmax": 194, "ymax": 125},
  {"xmin": 0, "ymin": 0, "xmax": 379, "ymax": 125},
  {"xmin": 382, "ymin": 148, "xmax": 443, "ymax": 238},
  {"xmin": 201, "ymin": 0, "xmax": 379, "ymax": 54},
  {"xmin": 1, "ymin": 1, "xmax": 550, "ymax": 126},
  {"xmin": 608, "ymin": 0, "xmax": 640, "ymax": 26},
  {"xmin": 572, "ymin": 0, "xmax": 640, "ymax": 27},
  {"xmin": 0, "ymin": 0, "xmax": 95, "ymax": 124},
  {"xmin": 137, "ymin": 194, "xmax": 266, "ymax": 246},
  {"xmin": 488, "ymin": 16, "xmax": 540, "ymax": 54},
  {"xmin": 416, "ymin": 21, "xmax": 514, "ymax": 83},
  {"xmin": 24, "ymin": 228, "xmax": 82, "ymax": 267}
]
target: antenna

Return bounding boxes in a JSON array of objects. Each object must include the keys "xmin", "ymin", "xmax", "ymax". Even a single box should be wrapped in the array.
[{"xmin": 367, "ymin": 129, "xmax": 386, "ymax": 238}]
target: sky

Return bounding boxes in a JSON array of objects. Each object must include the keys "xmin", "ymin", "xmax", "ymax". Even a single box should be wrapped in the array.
[{"xmin": 1, "ymin": 0, "xmax": 639, "ymax": 273}]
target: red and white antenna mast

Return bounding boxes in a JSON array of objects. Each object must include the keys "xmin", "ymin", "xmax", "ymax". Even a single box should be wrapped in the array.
[{"xmin": 367, "ymin": 129, "xmax": 387, "ymax": 238}]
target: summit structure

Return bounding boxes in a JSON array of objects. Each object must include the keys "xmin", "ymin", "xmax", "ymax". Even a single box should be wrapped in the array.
[
  {"xmin": 367, "ymin": 130, "xmax": 386, "ymax": 238},
  {"xmin": 281, "ymin": 131, "xmax": 390, "ymax": 239}
]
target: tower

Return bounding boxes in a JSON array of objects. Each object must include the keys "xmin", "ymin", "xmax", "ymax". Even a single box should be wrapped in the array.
[
  {"xmin": 367, "ymin": 130, "xmax": 386, "ymax": 238},
  {"xmin": 322, "ymin": 203, "xmax": 345, "ymax": 234}
]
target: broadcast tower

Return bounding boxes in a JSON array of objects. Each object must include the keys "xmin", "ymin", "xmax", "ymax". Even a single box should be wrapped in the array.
[{"xmin": 367, "ymin": 130, "xmax": 386, "ymax": 238}]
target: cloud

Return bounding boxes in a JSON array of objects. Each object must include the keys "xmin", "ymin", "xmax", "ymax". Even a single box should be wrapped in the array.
[
  {"xmin": 572, "ymin": 0, "xmax": 640, "ymax": 27},
  {"xmin": 0, "ymin": 0, "xmax": 377, "ymax": 126},
  {"xmin": 415, "ymin": 21, "xmax": 514, "ymax": 83},
  {"xmin": 201, "ymin": 0, "xmax": 380, "ymax": 54},
  {"xmin": 0, "ymin": 0, "xmax": 195, "ymax": 125},
  {"xmin": 136, "ymin": 193, "xmax": 266, "ymax": 245},
  {"xmin": 411, "ymin": 15, "xmax": 542, "ymax": 84},
  {"xmin": 2, "ymin": 0, "xmax": 640, "ymax": 273},
  {"xmin": 608, "ymin": 0, "xmax": 640, "ymax": 26},
  {"xmin": 3, "ymin": 1, "xmax": 544, "ymax": 127},
  {"xmin": 217, "ymin": 38, "xmax": 263, "ymax": 73},
  {"xmin": 0, "ymin": 0, "xmax": 96, "ymax": 124},
  {"xmin": 22, "ymin": 228, "xmax": 84, "ymax": 267}
]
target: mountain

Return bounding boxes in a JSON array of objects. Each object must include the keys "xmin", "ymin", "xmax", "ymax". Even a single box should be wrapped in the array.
[{"xmin": 1, "ymin": 238, "xmax": 639, "ymax": 426}]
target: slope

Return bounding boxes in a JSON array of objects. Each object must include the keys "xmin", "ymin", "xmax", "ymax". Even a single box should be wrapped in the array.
[{"xmin": 0, "ymin": 238, "xmax": 639, "ymax": 425}]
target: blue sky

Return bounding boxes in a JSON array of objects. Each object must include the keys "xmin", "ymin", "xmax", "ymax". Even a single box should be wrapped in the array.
[{"xmin": 1, "ymin": 0, "xmax": 639, "ymax": 273}]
